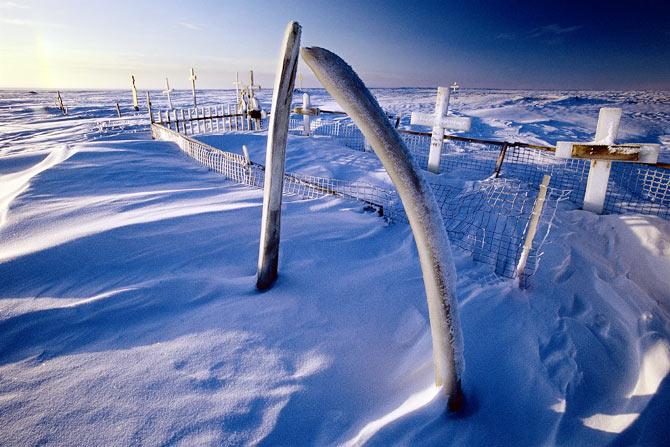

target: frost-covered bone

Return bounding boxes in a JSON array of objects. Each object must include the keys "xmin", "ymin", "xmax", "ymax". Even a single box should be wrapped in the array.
[
  {"xmin": 556, "ymin": 107, "xmax": 660, "ymax": 214},
  {"xmin": 189, "ymin": 67, "xmax": 198, "ymax": 107},
  {"xmin": 301, "ymin": 46, "xmax": 465, "ymax": 410},
  {"xmin": 256, "ymin": 21, "xmax": 301, "ymax": 291},
  {"xmin": 410, "ymin": 87, "xmax": 471, "ymax": 173}
]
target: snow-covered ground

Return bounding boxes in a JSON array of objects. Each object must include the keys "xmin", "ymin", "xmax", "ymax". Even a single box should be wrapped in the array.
[{"xmin": 1, "ymin": 89, "xmax": 669, "ymax": 446}]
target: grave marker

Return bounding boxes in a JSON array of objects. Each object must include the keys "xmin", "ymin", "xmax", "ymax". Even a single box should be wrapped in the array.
[
  {"xmin": 189, "ymin": 67, "xmax": 197, "ymax": 107},
  {"xmin": 292, "ymin": 92, "xmax": 319, "ymax": 135},
  {"xmin": 131, "ymin": 75, "xmax": 139, "ymax": 111},
  {"xmin": 163, "ymin": 77, "xmax": 173, "ymax": 109},
  {"xmin": 55, "ymin": 91, "xmax": 67, "ymax": 115},
  {"xmin": 411, "ymin": 87, "xmax": 471, "ymax": 173},
  {"xmin": 556, "ymin": 107, "xmax": 660, "ymax": 214},
  {"xmin": 233, "ymin": 72, "xmax": 242, "ymax": 110}
]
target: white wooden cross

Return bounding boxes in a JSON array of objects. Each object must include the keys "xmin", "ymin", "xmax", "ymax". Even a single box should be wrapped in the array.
[
  {"xmin": 163, "ymin": 77, "xmax": 173, "ymax": 109},
  {"xmin": 233, "ymin": 72, "xmax": 242, "ymax": 109},
  {"xmin": 450, "ymin": 82, "xmax": 459, "ymax": 94},
  {"xmin": 189, "ymin": 67, "xmax": 197, "ymax": 107},
  {"xmin": 556, "ymin": 107, "xmax": 660, "ymax": 214},
  {"xmin": 131, "ymin": 75, "xmax": 139, "ymax": 111},
  {"xmin": 292, "ymin": 92, "xmax": 319, "ymax": 135},
  {"xmin": 411, "ymin": 86, "xmax": 471, "ymax": 173}
]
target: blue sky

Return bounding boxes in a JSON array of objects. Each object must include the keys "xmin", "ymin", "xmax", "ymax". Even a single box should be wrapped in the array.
[{"xmin": 1, "ymin": 0, "xmax": 668, "ymax": 90}]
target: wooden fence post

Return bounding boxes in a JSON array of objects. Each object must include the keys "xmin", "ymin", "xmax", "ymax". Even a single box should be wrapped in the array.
[
  {"xmin": 256, "ymin": 21, "xmax": 301, "ymax": 291},
  {"xmin": 146, "ymin": 92, "xmax": 153, "ymax": 125},
  {"xmin": 514, "ymin": 175, "xmax": 551, "ymax": 280}
]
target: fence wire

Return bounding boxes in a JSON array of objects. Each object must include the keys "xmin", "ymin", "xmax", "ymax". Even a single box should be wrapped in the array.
[
  {"xmin": 286, "ymin": 114, "xmax": 670, "ymax": 219},
  {"xmin": 153, "ymin": 110, "xmax": 571, "ymax": 282}
]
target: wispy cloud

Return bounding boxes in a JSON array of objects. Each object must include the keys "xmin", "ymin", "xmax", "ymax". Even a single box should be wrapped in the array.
[
  {"xmin": 496, "ymin": 32, "xmax": 516, "ymax": 41},
  {"xmin": 0, "ymin": 17, "xmax": 67, "ymax": 28},
  {"xmin": 531, "ymin": 24, "xmax": 582, "ymax": 38},
  {"xmin": 0, "ymin": 1, "xmax": 29, "ymax": 9},
  {"xmin": 179, "ymin": 22, "xmax": 202, "ymax": 31}
]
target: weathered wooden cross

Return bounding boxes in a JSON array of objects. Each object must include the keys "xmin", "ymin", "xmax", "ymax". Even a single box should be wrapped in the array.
[
  {"xmin": 55, "ymin": 91, "xmax": 67, "ymax": 115},
  {"xmin": 163, "ymin": 77, "xmax": 173, "ymax": 109},
  {"xmin": 556, "ymin": 107, "xmax": 660, "ymax": 214},
  {"xmin": 189, "ymin": 67, "xmax": 197, "ymax": 107},
  {"xmin": 292, "ymin": 92, "xmax": 319, "ymax": 135},
  {"xmin": 131, "ymin": 75, "xmax": 139, "ymax": 111},
  {"xmin": 411, "ymin": 86, "xmax": 471, "ymax": 173}
]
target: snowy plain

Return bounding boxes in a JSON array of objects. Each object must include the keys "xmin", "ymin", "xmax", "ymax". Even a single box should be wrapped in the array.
[{"xmin": 1, "ymin": 88, "xmax": 670, "ymax": 446}]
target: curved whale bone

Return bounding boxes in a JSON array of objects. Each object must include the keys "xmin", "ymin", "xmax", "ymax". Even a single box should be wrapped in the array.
[{"xmin": 301, "ymin": 46, "xmax": 465, "ymax": 411}]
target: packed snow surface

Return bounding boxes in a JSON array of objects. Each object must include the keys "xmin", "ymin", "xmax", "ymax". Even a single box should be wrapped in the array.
[{"xmin": 1, "ymin": 88, "xmax": 670, "ymax": 446}]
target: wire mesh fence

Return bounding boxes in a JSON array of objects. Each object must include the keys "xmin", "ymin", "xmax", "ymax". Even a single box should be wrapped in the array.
[
  {"xmin": 152, "ymin": 117, "xmax": 568, "ymax": 283},
  {"xmin": 286, "ymin": 114, "xmax": 670, "ymax": 220}
]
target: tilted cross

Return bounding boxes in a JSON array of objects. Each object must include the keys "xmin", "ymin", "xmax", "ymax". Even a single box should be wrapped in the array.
[
  {"xmin": 411, "ymin": 86, "xmax": 471, "ymax": 173},
  {"xmin": 189, "ymin": 67, "xmax": 197, "ymax": 107},
  {"xmin": 556, "ymin": 107, "xmax": 660, "ymax": 214}
]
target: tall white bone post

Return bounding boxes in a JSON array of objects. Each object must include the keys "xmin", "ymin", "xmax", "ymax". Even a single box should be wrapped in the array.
[
  {"xmin": 556, "ymin": 107, "xmax": 660, "ymax": 214},
  {"xmin": 256, "ymin": 21, "xmax": 301, "ymax": 291},
  {"xmin": 302, "ymin": 47, "xmax": 465, "ymax": 411},
  {"xmin": 410, "ymin": 87, "xmax": 471, "ymax": 173},
  {"xmin": 189, "ymin": 67, "xmax": 197, "ymax": 107},
  {"xmin": 131, "ymin": 75, "xmax": 139, "ymax": 111},
  {"xmin": 163, "ymin": 77, "xmax": 173, "ymax": 109}
]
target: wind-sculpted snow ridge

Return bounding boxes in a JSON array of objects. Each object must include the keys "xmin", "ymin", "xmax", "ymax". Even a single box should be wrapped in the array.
[{"xmin": 1, "ymin": 88, "xmax": 670, "ymax": 445}]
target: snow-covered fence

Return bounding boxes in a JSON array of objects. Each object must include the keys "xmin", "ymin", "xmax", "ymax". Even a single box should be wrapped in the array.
[
  {"xmin": 151, "ymin": 121, "xmax": 565, "ymax": 283},
  {"xmin": 286, "ymin": 117, "xmax": 670, "ymax": 220},
  {"xmin": 150, "ymin": 122, "xmax": 393, "ymax": 208},
  {"xmin": 151, "ymin": 105, "xmax": 267, "ymax": 134}
]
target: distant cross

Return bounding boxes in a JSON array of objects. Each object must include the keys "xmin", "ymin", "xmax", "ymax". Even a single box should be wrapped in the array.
[
  {"xmin": 189, "ymin": 67, "xmax": 197, "ymax": 107},
  {"xmin": 556, "ymin": 107, "xmax": 660, "ymax": 214},
  {"xmin": 411, "ymin": 86, "xmax": 471, "ymax": 173},
  {"xmin": 131, "ymin": 75, "xmax": 139, "ymax": 111},
  {"xmin": 292, "ymin": 92, "xmax": 319, "ymax": 135},
  {"xmin": 163, "ymin": 77, "xmax": 173, "ymax": 109},
  {"xmin": 450, "ymin": 82, "xmax": 459, "ymax": 94},
  {"xmin": 233, "ymin": 72, "xmax": 242, "ymax": 107}
]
